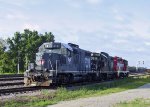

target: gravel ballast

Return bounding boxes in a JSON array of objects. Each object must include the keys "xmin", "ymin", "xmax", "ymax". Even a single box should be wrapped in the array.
[{"xmin": 48, "ymin": 83, "xmax": 150, "ymax": 107}]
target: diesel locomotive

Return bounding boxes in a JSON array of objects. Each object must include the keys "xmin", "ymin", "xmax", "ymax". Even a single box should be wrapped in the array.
[{"xmin": 24, "ymin": 42, "xmax": 129, "ymax": 86}]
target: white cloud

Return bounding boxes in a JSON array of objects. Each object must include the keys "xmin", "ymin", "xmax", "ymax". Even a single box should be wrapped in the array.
[
  {"xmin": 115, "ymin": 15, "xmax": 124, "ymax": 21},
  {"xmin": 23, "ymin": 23, "xmax": 40, "ymax": 31},
  {"xmin": 136, "ymin": 48, "xmax": 145, "ymax": 52},
  {"xmin": 113, "ymin": 39, "xmax": 128, "ymax": 44},
  {"xmin": 144, "ymin": 42, "xmax": 150, "ymax": 46},
  {"xmin": 0, "ymin": 0, "xmax": 23, "ymax": 6},
  {"xmin": 0, "ymin": 0, "xmax": 40, "ymax": 6},
  {"xmin": 130, "ymin": 19, "xmax": 150, "ymax": 39},
  {"xmin": 54, "ymin": 31, "xmax": 79, "ymax": 44},
  {"xmin": 112, "ymin": 7, "xmax": 126, "ymax": 22},
  {"xmin": 64, "ymin": 0, "xmax": 82, "ymax": 8},
  {"xmin": 6, "ymin": 13, "xmax": 29, "ymax": 20},
  {"xmin": 86, "ymin": 0, "xmax": 102, "ymax": 5},
  {"xmin": 65, "ymin": 0, "xmax": 102, "ymax": 6},
  {"xmin": 112, "ymin": 6, "xmax": 150, "ymax": 39},
  {"xmin": 0, "ymin": 1, "xmax": 30, "ymax": 21}
]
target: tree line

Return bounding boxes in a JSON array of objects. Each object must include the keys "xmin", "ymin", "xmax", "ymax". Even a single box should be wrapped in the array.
[{"xmin": 0, "ymin": 29, "xmax": 55, "ymax": 73}]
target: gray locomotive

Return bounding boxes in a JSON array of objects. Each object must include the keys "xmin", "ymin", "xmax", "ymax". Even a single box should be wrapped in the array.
[{"xmin": 24, "ymin": 42, "xmax": 129, "ymax": 86}]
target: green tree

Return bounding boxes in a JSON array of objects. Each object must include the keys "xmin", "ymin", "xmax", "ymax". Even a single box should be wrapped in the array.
[{"xmin": 6, "ymin": 29, "xmax": 55, "ymax": 73}]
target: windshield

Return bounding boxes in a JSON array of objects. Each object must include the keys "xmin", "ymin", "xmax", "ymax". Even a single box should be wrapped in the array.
[
  {"xmin": 91, "ymin": 56, "xmax": 98, "ymax": 60},
  {"xmin": 44, "ymin": 49, "xmax": 61, "ymax": 54}
]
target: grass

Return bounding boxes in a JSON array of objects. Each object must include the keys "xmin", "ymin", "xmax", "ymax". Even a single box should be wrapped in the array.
[
  {"xmin": 1, "ymin": 76, "xmax": 150, "ymax": 107},
  {"xmin": 115, "ymin": 98, "xmax": 150, "ymax": 107}
]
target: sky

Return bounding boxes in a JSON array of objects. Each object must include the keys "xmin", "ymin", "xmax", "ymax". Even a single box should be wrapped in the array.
[{"xmin": 0, "ymin": 0, "xmax": 150, "ymax": 68}]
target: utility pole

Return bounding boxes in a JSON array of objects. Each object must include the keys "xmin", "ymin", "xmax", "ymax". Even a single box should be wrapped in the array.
[
  {"xmin": 17, "ymin": 34, "xmax": 21, "ymax": 74},
  {"xmin": 17, "ymin": 51, "xmax": 20, "ymax": 74},
  {"xmin": 25, "ymin": 54, "xmax": 28, "ymax": 70},
  {"xmin": 136, "ymin": 61, "xmax": 140, "ymax": 72}
]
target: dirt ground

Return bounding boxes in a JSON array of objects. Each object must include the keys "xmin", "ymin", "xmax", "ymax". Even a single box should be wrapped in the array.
[{"xmin": 48, "ymin": 83, "xmax": 150, "ymax": 107}]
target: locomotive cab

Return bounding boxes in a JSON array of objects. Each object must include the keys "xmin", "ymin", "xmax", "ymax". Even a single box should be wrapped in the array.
[
  {"xmin": 24, "ymin": 42, "xmax": 73, "ymax": 86},
  {"xmin": 113, "ymin": 56, "xmax": 129, "ymax": 78},
  {"xmin": 91, "ymin": 53, "xmax": 101, "ymax": 71}
]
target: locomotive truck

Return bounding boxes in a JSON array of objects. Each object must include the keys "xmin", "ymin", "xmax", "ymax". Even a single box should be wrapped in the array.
[{"xmin": 24, "ymin": 42, "xmax": 129, "ymax": 86}]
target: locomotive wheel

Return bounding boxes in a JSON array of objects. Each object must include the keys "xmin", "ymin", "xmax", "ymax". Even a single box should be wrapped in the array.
[
  {"xmin": 92, "ymin": 74, "xmax": 97, "ymax": 81},
  {"xmin": 110, "ymin": 74, "xmax": 114, "ymax": 80},
  {"xmin": 102, "ymin": 73, "xmax": 107, "ymax": 80},
  {"xmin": 126, "ymin": 73, "xmax": 129, "ymax": 77},
  {"xmin": 86, "ymin": 74, "xmax": 92, "ymax": 82},
  {"xmin": 57, "ymin": 74, "xmax": 72, "ymax": 84},
  {"xmin": 57, "ymin": 74, "xmax": 63, "ymax": 84},
  {"xmin": 119, "ymin": 73, "xmax": 124, "ymax": 78},
  {"xmin": 98, "ymin": 73, "xmax": 102, "ymax": 81},
  {"xmin": 68, "ymin": 74, "xmax": 74, "ymax": 84},
  {"xmin": 81, "ymin": 75, "xmax": 86, "ymax": 82},
  {"xmin": 63, "ymin": 75, "xmax": 68, "ymax": 83}
]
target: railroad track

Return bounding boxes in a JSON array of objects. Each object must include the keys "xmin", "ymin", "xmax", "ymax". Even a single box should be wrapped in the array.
[
  {"xmin": 0, "ymin": 86, "xmax": 54, "ymax": 96},
  {"xmin": 0, "ymin": 77, "xmax": 23, "ymax": 81},
  {"xmin": 0, "ymin": 72, "xmax": 149, "ymax": 96},
  {"xmin": 0, "ymin": 73, "xmax": 23, "ymax": 82},
  {"xmin": 0, "ymin": 74, "xmax": 24, "ymax": 91},
  {"xmin": 129, "ymin": 72, "xmax": 150, "ymax": 77},
  {"xmin": 0, "ymin": 74, "xmax": 55, "ymax": 96},
  {"xmin": 0, "ymin": 74, "xmax": 23, "ymax": 78},
  {"xmin": 0, "ymin": 82, "xmax": 24, "ymax": 87}
]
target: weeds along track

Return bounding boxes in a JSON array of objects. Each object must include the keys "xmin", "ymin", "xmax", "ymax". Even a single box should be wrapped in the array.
[{"xmin": 65, "ymin": 72, "xmax": 150, "ymax": 90}]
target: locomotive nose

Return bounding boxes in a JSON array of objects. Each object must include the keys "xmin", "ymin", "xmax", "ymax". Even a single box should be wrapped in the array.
[{"xmin": 39, "ymin": 53, "xmax": 61, "ymax": 71}]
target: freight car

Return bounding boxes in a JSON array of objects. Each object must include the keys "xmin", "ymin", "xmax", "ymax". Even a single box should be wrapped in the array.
[{"xmin": 24, "ymin": 42, "xmax": 129, "ymax": 86}]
